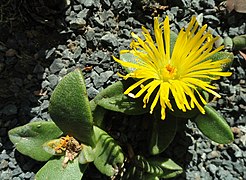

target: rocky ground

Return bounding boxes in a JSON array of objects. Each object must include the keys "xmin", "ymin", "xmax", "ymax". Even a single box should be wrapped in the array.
[{"xmin": 0, "ymin": 0, "xmax": 246, "ymax": 179}]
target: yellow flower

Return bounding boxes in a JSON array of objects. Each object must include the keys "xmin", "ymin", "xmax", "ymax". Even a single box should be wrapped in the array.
[{"xmin": 113, "ymin": 16, "xmax": 232, "ymax": 120}]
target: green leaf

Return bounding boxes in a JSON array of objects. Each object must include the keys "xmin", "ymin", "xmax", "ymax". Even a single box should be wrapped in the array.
[
  {"xmin": 90, "ymin": 99, "xmax": 106, "ymax": 128},
  {"xmin": 78, "ymin": 144, "xmax": 95, "ymax": 164},
  {"xmin": 94, "ymin": 80, "xmax": 148, "ymax": 115},
  {"xmin": 122, "ymin": 164, "xmax": 160, "ymax": 180},
  {"xmin": 8, "ymin": 121, "xmax": 62, "ymax": 161},
  {"xmin": 149, "ymin": 158, "xmax": 183, "ymax": 179},
  {"xmin": 170, "ymin": 30, "xmax": 178, "ymax": 55},
  {"xmin": 93, "ymin": 126, "xmax": 124, "ymax": 176},
  {"xmin": 49, "ymin": 68, "xmax": 95, "ymax": 147},
  {"xmin": 193, "ymin": 104, "xmax": 234, "ymax": 144},
  {"xmin": 206, "ymin": 51, "xmax": 234, "ymax": 71},
  {"xmin": 132, "ymin": 155, "xmax": 183, "ymax": 179},
  {"xmin": 35, "ymin": 157, "xmax": 87, "ymax": 180},
  {"xmin": 233, "ymin": 35, "xmax": 246, "ymax": 50},
  {"xmin": 149, "ymin": 113, "xmax": 177, "ymax": 155}
]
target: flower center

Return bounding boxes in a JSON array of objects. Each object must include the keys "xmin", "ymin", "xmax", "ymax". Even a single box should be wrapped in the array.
[{"xmin": 160, "ymin": 64, "xmax": 177, "ymax": 81}]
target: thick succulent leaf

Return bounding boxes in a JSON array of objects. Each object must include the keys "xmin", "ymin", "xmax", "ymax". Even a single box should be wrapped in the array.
[
  {"xmin": 122, "ymin": 164, "xmax": 159, "ymax": 180},
  {"xmin": 233, "ymin": 35, "xmax": 246, "ymax": 50},
  {"xmin": 149, "ymin": 158, "xmax": 183, "ymax": 179},
  {"xmin": 132, "ymin": 155, "xmax": 183, "ymax": 179},
  {"xmin": 35, "ymin": 157, "xmax": 87, "ymax": 180},
  {"xmin": 8, "ymin": 121, "xmax": 62, "ymax": 161},
  {"xmin": 49, "ymin": 68, "xmax": 95, "ymax": 147},
  {"xmin": 78, "ymin": 144, "xmax": 95, "ymax": 164},
  {"xmin": 93, "ymin": 126, "xmax": 124, "ymax": 176},
  {"xmin": 205, "ymin": 52, "xmax": 234, "ymax": 71},
  {"xmin": 94, "ymin": 80, "xmax": 148, "ymax": 115},
  {"xmin": 193, "ymin": 105, "xmax": 234, "ymax": 144},
  {"xmin": 149, "ymin": 113, "xmax": 177, "ymax": 155},
  {"xmin": 120, "ymin": 31, "xmax": 177, "ymax": 74},
  {"xmin": 90, "ymin": 99, "xmax": 106, "ymax": 128}
]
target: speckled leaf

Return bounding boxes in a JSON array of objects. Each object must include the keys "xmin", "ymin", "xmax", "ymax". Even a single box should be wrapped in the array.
[
  {"xmin": 93, "ymin": 126, "xmax": 124, "ymax": 177},
  {"xmin": 35, "ymin": 157, "xmax": 87, "ymax": 180},
  {"xmin": 206, "ymin": 52, "xmax": 234, "ymax": 71},
  {"xmin": 49, "ymin": 68, "xmax": 95, "ymax": 147},
  {"xmin": 194, "ymin": 105, "xmax": 234, "ymax": 144},
  {"xmin": 149, "ymin": 113, "xmax": 177, "ymax": 155},
  {"xmin": 8, "ymin": 121, "xmax": 62, "ymax": 161},
  {"xmin": 120, "ymin": 31, "xmax": 177, "ymax": 74},
  {"xmin": 94, "ymin": 80, "xmax": 148, "ymax": 115}
]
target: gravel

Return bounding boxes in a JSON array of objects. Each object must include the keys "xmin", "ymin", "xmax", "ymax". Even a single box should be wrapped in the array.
[{"xmin": 0, "ymin": 0, "xmax": 246, "ymax": 179}]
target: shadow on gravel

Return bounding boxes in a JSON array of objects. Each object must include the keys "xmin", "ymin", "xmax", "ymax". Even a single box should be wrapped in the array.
[{"xmin": 0, "ymin": 0, "xmax": 70, "ymax": 175}]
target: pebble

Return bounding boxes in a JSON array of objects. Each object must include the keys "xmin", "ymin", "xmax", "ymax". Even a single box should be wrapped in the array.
[
  {"xmin": 207, "ymin": 163, "xmax": 218, "ymax": 174},
  {"xmin": 101, "ymin": 33, "xmax": 119, "ymax": 47},
  {"xmin": 50, "ymin": 59, "xmax": 64, "ymax": 74},
  {"xmin": 2, "ymin": 0, "xmax": 246, "ymax": 180},
  {"xmin": 85, "ymin": 28, "xmax": 95, "ymax": 41}
]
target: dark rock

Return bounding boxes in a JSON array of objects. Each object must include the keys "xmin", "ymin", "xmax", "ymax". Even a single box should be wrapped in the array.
[
  {"xmin": 1, "ymin": 104, "xmax": 17, "ymax": 116},
  {"xmin": 33, "ymin": 64, "xmax": 44, "ymax": 74}
]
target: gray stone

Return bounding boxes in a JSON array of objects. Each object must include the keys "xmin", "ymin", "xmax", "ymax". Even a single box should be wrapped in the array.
[
  {"xmin": 101, "ymin": 33, "xmax": 118, "ymax": 47},
  {"xmin": 0, "ymin": 160, "xmax": 8, "ymax": 169},
  {"xmin": 33, "ymin": 64, "xmax": 44, "ymax": 74},
  {"xmin": 77, "ymin": 9, "xmax": 89, "ymax": 19},
  {"xmin": 8, "ymin": 161, "xmax": 16, "ymax": 169},
  {"xmin": 73, "ymin": 5, "xmax": 83, "ymax": 11},
  {"xmin": 78, "ymin": 0, "xmax": 94, "ymax": 7},
  {"xmin": 41, "ymin": 80, "xmax": 50, "ymax": 88},
  {"xmin": 45, "ymin": 47, "xmax": 56, "ymax": 59},
  {"xmin": 87, "ymin": 86, "xmax": 99, "ymax": 99},
  {"xmin": 70, "ymin": 18, "xmax": 86, "ymax": 29},
  {"xmin": 72, "ymin": 47, "xmax": 82, "ymax": 60},
  {"xmin": 94, "ymin": 66, "xmax": 104, "ymax": 74},
  {"xmin": 229, "ymin": 27, "xmax": 239, "ymax": 36},
  {"xmin": 207, "ymin": 151, "xmax": 220, "ymax": 159},
  {"xmin": 50, "ymin": 59, "xmax": 64, "ymax": 73},
  {"xmin": 100, "ymin": 71, "xmax": 114, "ymax": 82},
  {"xmin": 47, "ymin": 74, "xmax": 58, "ymax": 89},
  {"xmin": 41, "ymin": 100, "xmax": 49, "ymax": 111},
  {"xmin": 12, "ymin": 177, "xmax": 21, "ymax": 180},
  {"xmin": 0, "ymin": 170, "xmax": 12, "ymax": 180},
  {"xmin": 207, "ymin": 164, "xmax": 218, "ymax": 174},
  {"xmin": 24, "ymin": 172, "xmax": 34, "ymax": 179},
  {"xmin": 85, "ymin": 29, "xmax": 95, "ymax": 41}
]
